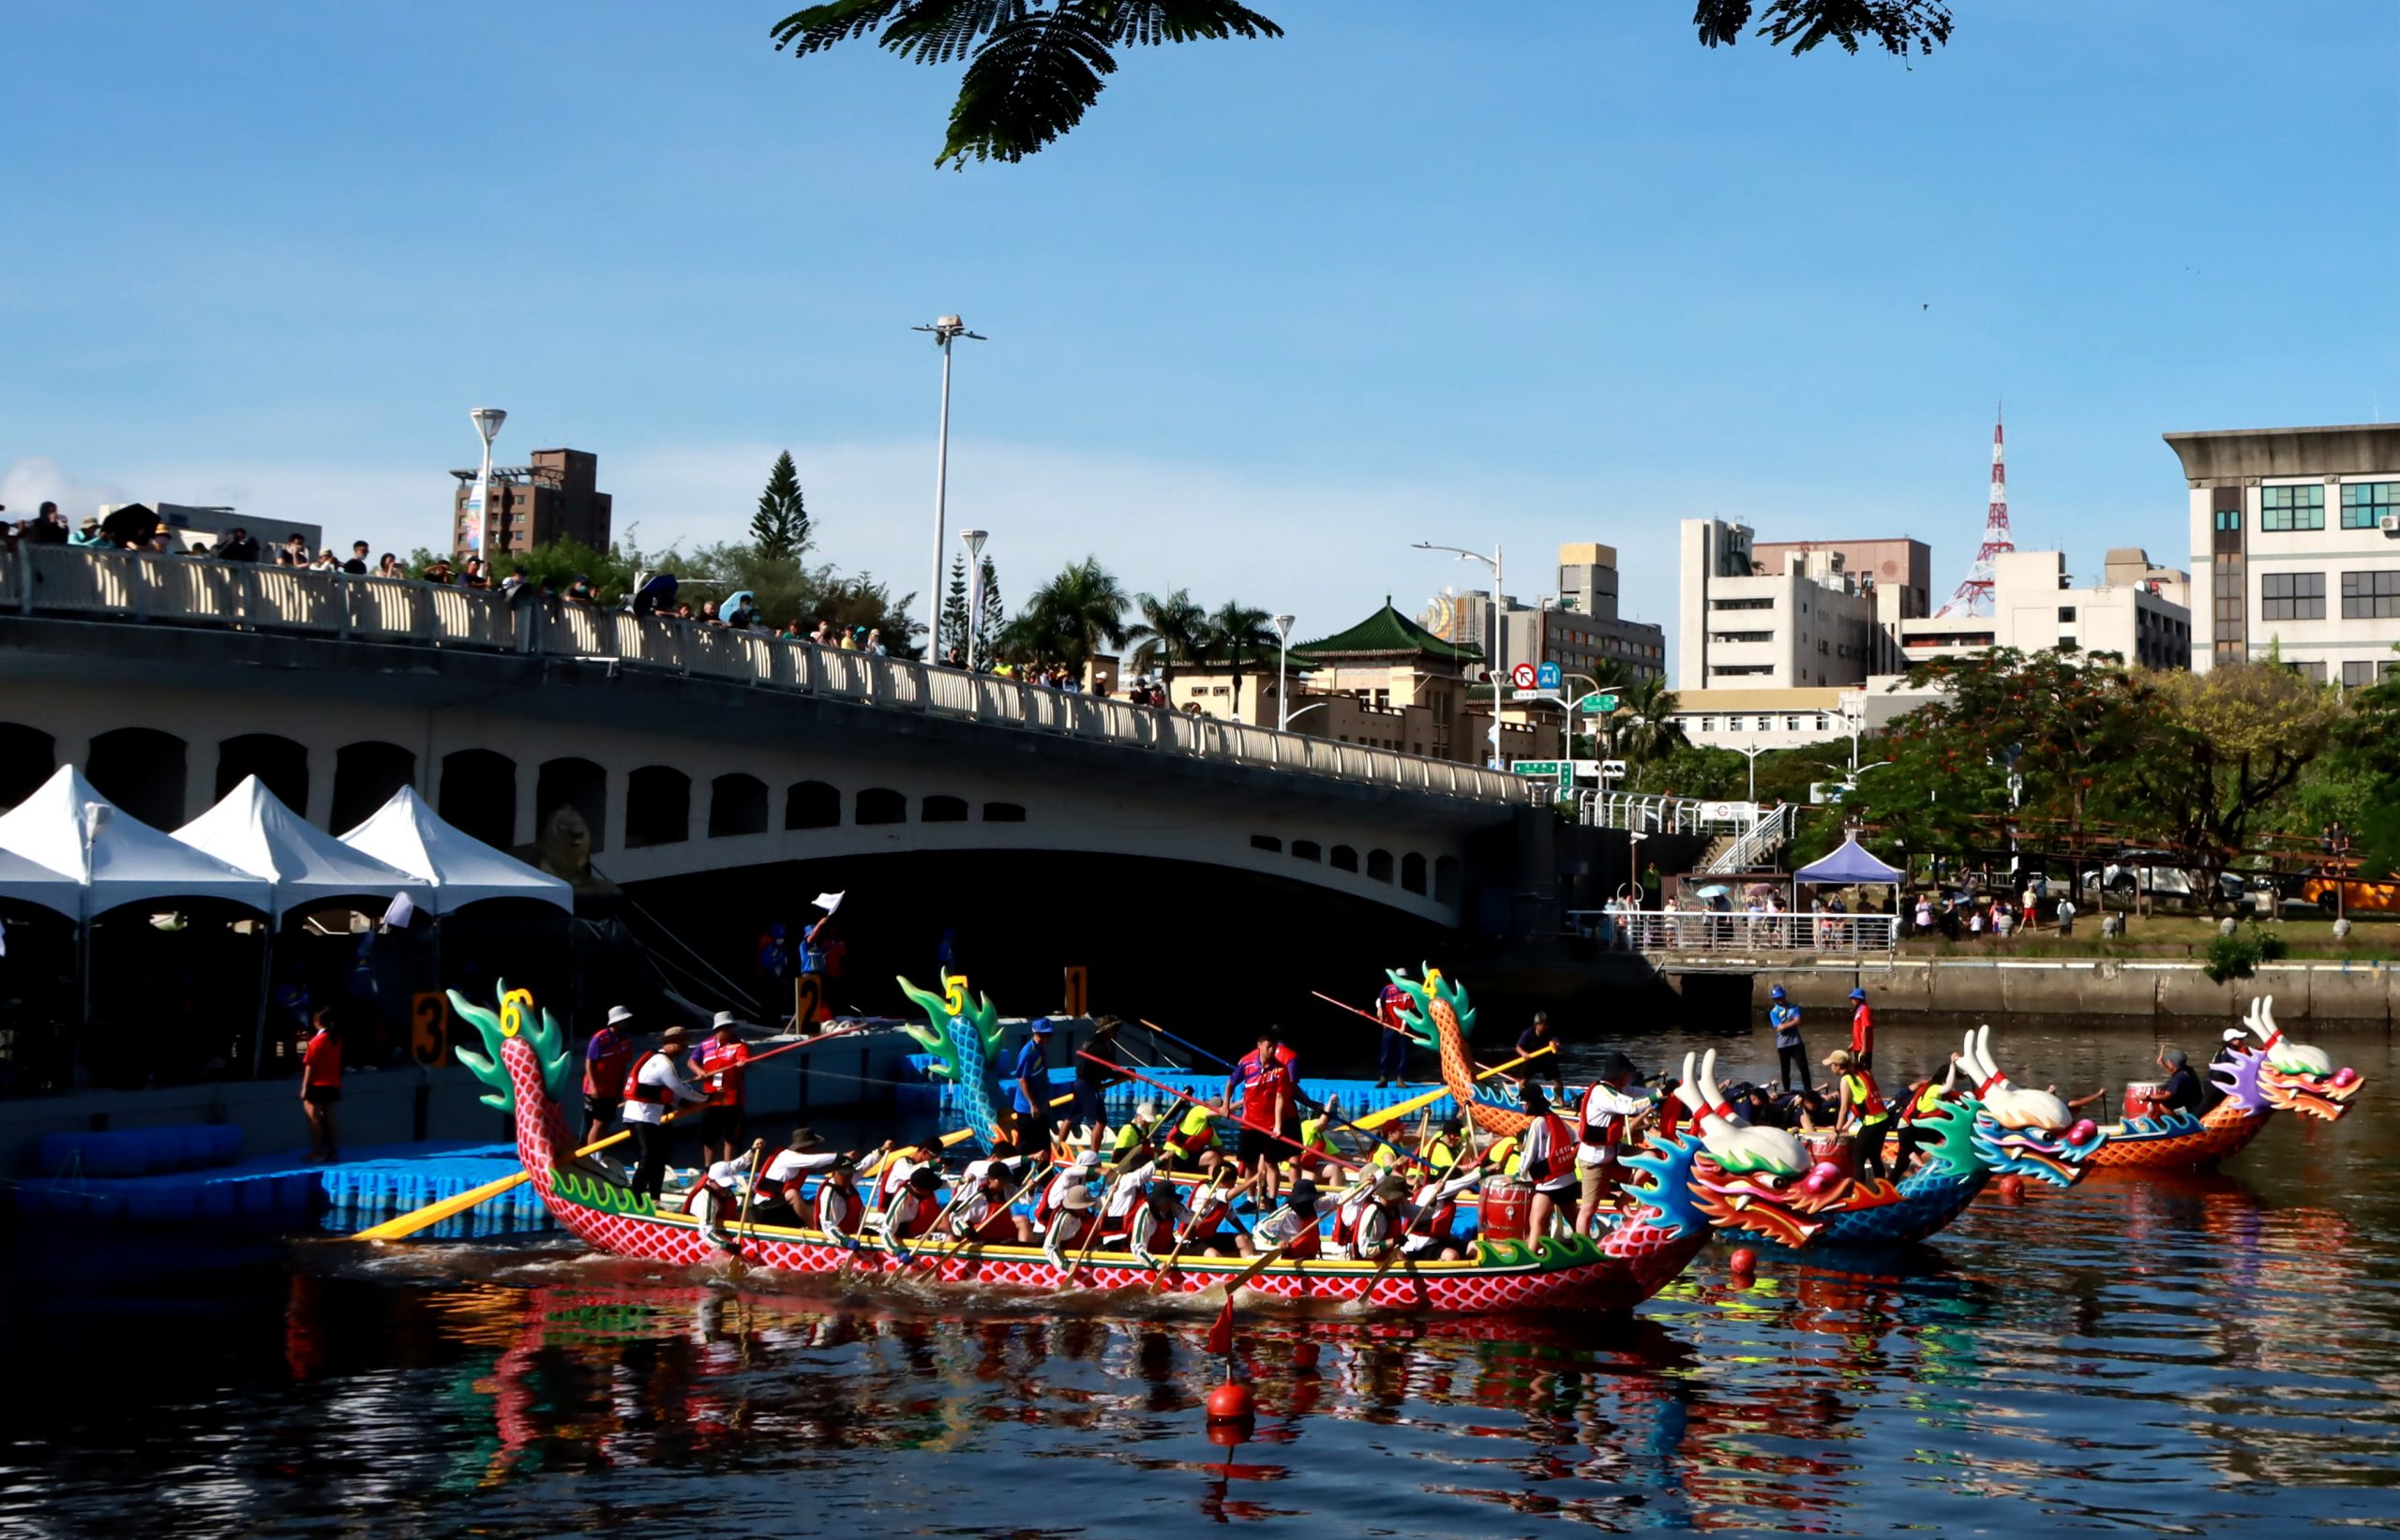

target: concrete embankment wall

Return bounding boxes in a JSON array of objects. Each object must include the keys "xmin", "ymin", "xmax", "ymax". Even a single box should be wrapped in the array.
[{"xmin": 1721, "ymin": 959, "xmax": 2400, "ymax": 1024}]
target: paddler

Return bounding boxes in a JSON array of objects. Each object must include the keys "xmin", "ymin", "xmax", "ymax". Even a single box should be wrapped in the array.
[
  {"xmin": 1512, "ymin": 1084, "xmax": 1581, "ymax": 1241},
  {"xmin": 1041, "ymin": 1182, "xmax": 1102, "ymax": 1264},
  {"xmin": 1035, "ymin": 1149, "xmax": 1102, "ymax": 1230},
  {"xmin": 812, "ymin": 1154, "xmax": 867, "ymax": 1237},
  {"xmin": 1162, "ymin": 1095, "xmax": 1225, "ymax": 1177},
  {"xmin": 1328, "ymin": 1172, "xmax": 1411, "ymax": 1261},
  {"xmin": 1126, "ymin": 1172, "xmax": 1254, "ymax": 1262},
  {"xmin": 1825, "ymin": 1049, "xmax": 1894, "ymax": 1180},
  {"xmin": 876, "ymin": 1163, "xmax": 949, "ymax": 1259},
  {"xmin": 622, "ymin": 1024, "xmax": 706, "ymax": 1202},
  {"xmin": 1291, "ymin": 1096, "xmax": 1342, "ymax": 1180},
  {"xmin": 951, "ymin": 1157, "xmax": 1035, "ymax": 1245},
  {"xmin": 1400, "ymin": 1155, "xmax": 1486, "ymax": 1260},
  {"xmin": 1111, "ymin": 1099, "xmax": 1161, "ymax": 1163},
  {"xmin": 690, "ymin": 1014, "xmax": 751, "ymax": 1169},
  {"xmin": 751, "ymin": 1127, "xmax": 838, "ymax": 1225},
  {"xmin": 682, "ymin": 1138, "xmax": 763, "ymax": 1253},
  {"xmin": 1251, "ymin": 1177, "xmax": 1325, "ymax": 1260},
  {"xmin": 1572, "ymin": 1054, "xmax": 1651, "ymax": 1233}
]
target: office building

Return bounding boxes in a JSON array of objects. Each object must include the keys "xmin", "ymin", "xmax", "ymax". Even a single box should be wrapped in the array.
[
  {"xmin": 1417, "ymin": 543, "xmax": 1667, "ymax": 688},
  {"xmin": 1676, "ymin": 518, "xmax": 1886, "ymax": 691},
  {"xmin": 451, "ymin": 448, "xmax": 613, "ymax": 561},
  {"xmin": 1894, "ymin": 548, "xmax": 2191, "ymax": 669},
  {"xmin": 2164, "ymin": 423, "xmax": 2400, "ymax": 683}
]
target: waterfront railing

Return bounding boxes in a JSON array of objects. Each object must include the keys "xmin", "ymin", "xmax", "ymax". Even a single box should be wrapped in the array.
[
  {"xmin": 1569, "ymin": 907, "xmax": 1899, "ymax": 956},
  {"xmin": 0, "ymin": 546, "xmax": 1535, "ymax": 806}
]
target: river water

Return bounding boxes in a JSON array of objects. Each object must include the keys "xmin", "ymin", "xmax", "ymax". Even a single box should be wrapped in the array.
[{"xmin": 3, "ymin": 1017, "xmax": 2394, "ymax": 1536}]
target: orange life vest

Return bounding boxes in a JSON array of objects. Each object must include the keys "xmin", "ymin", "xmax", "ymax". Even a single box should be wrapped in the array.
[{"xmin": 694, "ymin": 1039, "xmax": 748, "ymax": 1107}]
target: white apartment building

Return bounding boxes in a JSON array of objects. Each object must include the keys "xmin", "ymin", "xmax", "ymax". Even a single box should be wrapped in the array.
[
  {"xmin": 1676, "ymin": 518, "xmax": 1885, "ymax": 691},
  {"xmin": 2164, "ymin": 423, "xmax": 2400, "ymax": 684},
  {"xmin": 1894, "ymin": 548, "xmax": 2191, "ymax": 670}
]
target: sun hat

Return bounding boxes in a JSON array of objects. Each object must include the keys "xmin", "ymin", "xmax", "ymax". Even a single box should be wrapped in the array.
[
  {"xmin": 1849, "ymin": 988, "xmax": 1868, "ymax": 1001},
  {"xmin": 1030, "ymin": 1017, "xmax": 1055, "ymax": 1035},
  {"xmin": 607, "ymin": 1006, "xmax": 635, "ymax": 1026},
  {"xmin": 1061, "ymin": 1186, "xmax": 1094, "ymax": 1211},
  {"xmin": 660, "ymin": 1024, "xmax": 689, "ymax": 1044},
  {"xmin": 712, "ymin": 1010, "xmax": 738, "ymax": 1031},
  {"xmin": 1823, "ymin": 1048, "xmax": 1853, "ymax": 1068}
]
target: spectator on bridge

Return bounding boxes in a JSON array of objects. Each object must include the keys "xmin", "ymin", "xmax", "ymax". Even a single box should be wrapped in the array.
[
  {"xmin": 461, "ymin": 556, "xmax": 490, "ymax": 590},
  {"xmin": 865, "ymin": 628, "xmax": 887, "ymax": 656},
  {"xmin": 341, "ymin": 541, "xmax": 369, "ymax": 575},
  {"xmin": 421, "ymin": 556, "xmax": 454, "ymax": 584},
  {"xmin": 564, "ymin": 576, "xmax": 597, "ymax": 606},
  {"xmin": 70, "ymin": 516, "xmax": 106, "ymax": 546},
  {"xmin": 30, "ymin": 503, "xmax": 68, "ymax": 546},
  {"xmin": 374, "ymin": 552, "xmax": 403, "ymax": 577}
]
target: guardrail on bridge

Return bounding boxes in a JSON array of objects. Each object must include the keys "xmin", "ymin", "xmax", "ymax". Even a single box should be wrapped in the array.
[
  {"xmin": 0, "ymin": 546, "xmax": 1536, "ymax": 806},
  {"xmin": 1568, "ymin": 907, "xmax": 1898, "ymax": 956}
]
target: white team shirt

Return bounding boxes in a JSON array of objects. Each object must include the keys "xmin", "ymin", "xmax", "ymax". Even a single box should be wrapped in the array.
[
  {"xmin": 622, "ymin": 1052, "xmax": 705, "ymax": 1126},
  {"xmin": 1575, "ymin": 1084, "xmax": 1649, "ymax": 1167}
]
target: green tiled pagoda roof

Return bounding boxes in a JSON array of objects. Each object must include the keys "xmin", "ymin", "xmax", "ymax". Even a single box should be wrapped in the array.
[{"xmin": 1291, "ymin": 599, "xmax": 1483, "ymax": 663}]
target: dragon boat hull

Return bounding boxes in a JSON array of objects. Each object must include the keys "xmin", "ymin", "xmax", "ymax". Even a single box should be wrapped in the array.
[
  {"xmin": 537, "ymin": 1169, "xmax": 1706, "ymax": 1313},
  {"xmin": 2080, "ymin": 1101, "xmax": 2270, "ymax": 1171}
]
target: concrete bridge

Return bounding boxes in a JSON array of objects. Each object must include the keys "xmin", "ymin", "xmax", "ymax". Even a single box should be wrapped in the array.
[{"xmin": 0, "ymin": 546, "xmax": 1541, "ymax": 929}]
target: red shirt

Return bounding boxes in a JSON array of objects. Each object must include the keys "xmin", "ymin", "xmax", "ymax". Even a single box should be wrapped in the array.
[
  {"xmin": 693, "ymin": 1039, "xmax": 749, "ymax": 1107},
  {"xmin": 1850, "ymin": 1002, "xmax": 1874, "ymax": 1058},
  {"xmin": 303, "ymin": 1027, "xmax": 341, "ymax": 1088}
]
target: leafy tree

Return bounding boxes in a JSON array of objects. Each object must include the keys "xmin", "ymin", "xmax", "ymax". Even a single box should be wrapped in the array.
[
  {"xmin": 1124, "ymin": 588, "xmax": 1208, "ymax": 687},
  {"xmin": 2122, "ymin": 665, "xmax": 2345, "ymax": 893},
  {"xmin": 1198, "ymin": 600, "xmax": 1278, "ymax": 716},
  {"xmin": 995, "ymin": 555, "xmax": 1129, "ymax": 674},
  {"xmin": 940, "ymin": 553, "xmax": 972, "ymax": 658},
  {"xmin": 768, "ymin": 0, "xmax": 1953, "ymax": 168},
  {"xmin": 1599, "ymin": 677, "xmax": 1688, "ymax": 764},
  {"xmin": 750, "ymin": 450, "xmax": 811, "ymax": 560},
  {"xmin": 2318, "ymin": 653, "xmax": 2400, "ymax": 880}
]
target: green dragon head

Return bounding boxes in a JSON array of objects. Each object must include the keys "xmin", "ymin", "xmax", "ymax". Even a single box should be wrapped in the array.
[
  {"xmin": 1382, "ymin": 964, "xmax": 1474, "ymax": 1053},
  {"xmin": 894, "ymin": 968, "xmax": 1003, "ymax": 1084},
  {"xmin": 451, "ymin": 980, "xmax": 575, "ymax": 1112}
]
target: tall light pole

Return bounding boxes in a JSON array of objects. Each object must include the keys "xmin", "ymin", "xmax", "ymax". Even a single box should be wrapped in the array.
[
  {"xmin": 467, "ymin": 407, "xmax": 505, "ymax": 560},
  {"xmin": 960, "ymin": 528, "xmax": 988, "ymax": 667},
  {"xmin": 913, "ymin": 315, "xmax": 985, "ymax": 658},
  {"xmin": 1413, "ymin": 541, "xmax": 1504, "ymax": 767},
  {"xmin": 1272, "ymin": 613, "xmax": 1296, "ymax": 730}
]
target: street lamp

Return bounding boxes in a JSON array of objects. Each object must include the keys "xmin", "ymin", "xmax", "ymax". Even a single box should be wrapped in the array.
[
  {"xmin": 1735, "ymin": 737, "xmax": 1773, "ymax": 803},
  {"xmin": 1412, "ymin": 541, "xmax": 1504, "ymax": 767},
  {"xmin": 959, "ymin": 528, "xmax": 988, "ymax": 667},
  {"xmin": 466, "ymin": 407, "xmax": 505, "ymax": 560},
  {"xmin": 1272, "ymin": 613, "xmax": 1296, "ymax": 731},
  {"xmin": 913, "ymin": 315, "xmax": 986, "ymax": 658}
]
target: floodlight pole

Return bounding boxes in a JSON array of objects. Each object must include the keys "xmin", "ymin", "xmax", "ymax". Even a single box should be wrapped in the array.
[{"xmin": 915, "ymin": 317, "xmax": 986, "ymax": 658}]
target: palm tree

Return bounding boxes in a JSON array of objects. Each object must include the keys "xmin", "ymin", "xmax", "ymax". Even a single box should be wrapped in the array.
[
  {"xmin": 1199, "ymin": 601, "xmax": 1279, "ymax": 719},
  {"xmin": 1607, "ymin": 676, "xmax": 1688, "ymax": 763},
  {"xmin": 1123, "ymin": 589, "xmax": 1208, "ymax": 689},
  {"xmin": 994, "ymin": 556, "xmax": 1130, "ymax": 676}
]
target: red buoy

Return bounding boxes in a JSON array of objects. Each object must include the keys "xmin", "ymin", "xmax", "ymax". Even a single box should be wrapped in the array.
[
  {"xmin": 1995, "ymin": 1174, "xmax": 2026, "ymax": 1202},
  {"xmin": 1206, "ymin": 1380, "xmax": 1254, "ymax": 1420},
  {"xmin": 1729, "ymin": 1247, "xmax": 1758, "ymax": 1278}
]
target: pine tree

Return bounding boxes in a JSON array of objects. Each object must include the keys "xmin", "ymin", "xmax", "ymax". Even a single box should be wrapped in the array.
[
  {"xmin": 750, "ymin": 451, "xmax": 810, "ymax": 559},
  {"xmin": 939, "ymin": 554, "xmax": 971, "ymax": 660},
  {"xmin": 975, "ymin": 555, "xmax": 1003, "ymax": 670}
]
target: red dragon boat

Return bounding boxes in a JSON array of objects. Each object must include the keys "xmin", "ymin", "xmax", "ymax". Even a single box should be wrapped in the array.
[
  {"xmin": 444, "ymin": 985, "xmax": 1846, "ymax": 1315},
  {"xmin": 2081, "ymin": 997, "xmax": 2363, "ymax": 1171}
]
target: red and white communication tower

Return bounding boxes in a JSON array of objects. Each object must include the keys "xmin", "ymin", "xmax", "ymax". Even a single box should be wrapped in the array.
[{"xmin": 1936, "ymin": 411, "xmax": 2015, "ymax": 618}]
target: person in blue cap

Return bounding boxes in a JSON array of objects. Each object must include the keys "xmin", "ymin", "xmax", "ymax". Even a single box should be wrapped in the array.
[
  {"xmin": 1848, "ymin": 986, "xmax": 1874, "ymax": 1069},
  {"xmin": 1768, "ymin": 985, "xmax": 1810, "ymax": 1092},
  {"xmin": 1012, "ymin": 1017, "xmax": 1057, "ymax": 1137}
]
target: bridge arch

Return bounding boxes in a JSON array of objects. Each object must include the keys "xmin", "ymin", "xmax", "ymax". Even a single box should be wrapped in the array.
[
  {"xmin": 922, "ymin": 794, "xmax": 968, "ymax": 823},
  {"xmin": 89, "ymin": 726, "xmax": 188, "ymax": 828},
  {"xmin": 856, "ymin": 787, "xmax": 905, "ymax": 826},
  {"xmin": 217, "ymin": 733, "xmax": 309, "ymax": 814},
  {"xmin": 332, "ymin": 741, "xmax": 415, "ymax": 833},
  {"xmin": 538, "ymin": 757, "xmax": 608, "ymax": 853},
  {"xmin": 786, "ymin": 780, "xmax": 839, "ymax": 830},
  {"xmin": 1401, "ymin": 852, "xmax": 1427, "ymax": 894},
  {"xmin": 1329, "ymin": 845, "xmax": 1358, "ymax": 874},
  {"xmin": 625, "ymin": 766, "xmax": 692, "ymax": 847},
  {"xmin": 1367, "ymin": 849, "xmax": 1394, "ymax": 884},
  {"xmin": 709, "ymin": 773, "xmax": 769, "ymax": 838},
  {"xmin": 439, "ymin": 749, "xmax": 518, "ymax": 849},
  {"xmin": 0, "ymin": 723, "xmax": 55, "ymax": 811}
]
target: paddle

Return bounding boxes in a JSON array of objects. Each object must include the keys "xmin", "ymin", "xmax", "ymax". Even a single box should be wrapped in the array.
[
  {"xmin": 353, "ymin": 1017, "xmax": 885, "ymax": 1241},
  {"xmin": 725, "ymin": 1139, "xmax": 765, "ymax": 1254},
  {"xmin": 1310, "ymin": 989, "xmax": 1418, "ymax": 1037},
  {"xmin": 1204, "ymin": 1240, "xmax": 1291, "ymax": 1358}
]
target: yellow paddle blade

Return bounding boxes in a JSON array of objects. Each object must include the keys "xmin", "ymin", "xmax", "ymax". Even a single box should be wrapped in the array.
[
  {"xmin": 1355, "ymin": 1044, "xmax": 1552, "ymax": 1131},
  {"xmin": 352, "ymin": 1169, "xmax": 531, "ymax": 1241}
]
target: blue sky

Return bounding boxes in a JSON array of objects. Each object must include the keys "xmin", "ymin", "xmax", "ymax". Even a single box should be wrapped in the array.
[{"xmin": 7, "ymin": 2, "xmax": 2396, "ymax": 656}]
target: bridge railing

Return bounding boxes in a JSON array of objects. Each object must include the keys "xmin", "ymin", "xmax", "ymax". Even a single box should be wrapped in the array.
[
  {"xmin": 1568, "ymin": 907, "xmax": 1898, "ymax": 956},
  {"xmin": 5, "ymin": 546, "xmax": 1536, "ymax": 805}
]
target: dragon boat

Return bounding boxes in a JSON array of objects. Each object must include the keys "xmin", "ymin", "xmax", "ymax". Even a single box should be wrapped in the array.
[
  {"xmin": 452, "ymin": 983, "xmax": 1800, "ymax": 1315},
  {"xmin": 2082, "ymin": 996, "xmax": 2363, "ymax": 1171}
]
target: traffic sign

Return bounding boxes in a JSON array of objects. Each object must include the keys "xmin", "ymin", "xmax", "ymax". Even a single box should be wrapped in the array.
[
  {"xmin": 1508, "ymin": 759, "xmax": 1572, "ymax": 788},
  {"xmin": 1508, "ymin": 688, "xmax": 1557, "ymax": 701},
  {"xmin": 1576, "ymin": 692, "xmax": 1620, "ymax": 714},
  {"xmin": 1535, "ymin": 661, "xmax": 1562, "ymax": 691},
  {"xmin": 1508, "ymin": 662, "xmax": 1537, "ymax": 689}
]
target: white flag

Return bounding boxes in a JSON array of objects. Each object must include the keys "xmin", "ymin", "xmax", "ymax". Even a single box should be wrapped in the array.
[{"xmin": 811, "ymin": 890, "xmax": 845, "ymax": 916}]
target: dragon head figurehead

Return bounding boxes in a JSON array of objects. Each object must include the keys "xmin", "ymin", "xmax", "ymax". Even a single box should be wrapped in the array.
[
  {"xmin": 895, "ymin": 968, "xmax": 1003, "ymax": 1083},
  {"xmin": 2238, "ymin": 994, "xmax": 2364, "ymax": 1121},
  {"xmin": 1955, "ymin": 1026, "xmax": 2104, "ymax": 1186},
  {"xmin": 452, "ymin": 980, "xmax": 575, "ymax": 1112},
  {"xmin": 1666, "ymin": 1049, "xmax": 1898, "ymax": 1247},
  {"xmin": 1383, "ymin": 964, "xmax": 1472, "ymax": 1054}
]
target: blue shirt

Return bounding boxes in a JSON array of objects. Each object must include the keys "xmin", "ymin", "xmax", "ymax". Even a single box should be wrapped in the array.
[
  {"xmin": 1011, "ymin": 1037, "xmax": 1050, "ymax": 1114},
  {"xmin": 1769, "ymin": 1004, "xmax": 1803, "ymax": 1049}
]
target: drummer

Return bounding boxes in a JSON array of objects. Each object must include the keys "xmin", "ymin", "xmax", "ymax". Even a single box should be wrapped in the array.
[
  {"xmin": 1252, "ymin": 1177, "xmax": 1326, "ymax": 1260},
  {"xmin": 2155, "ymin": 1048, "xmax": 2204, "ymax": 1115}
]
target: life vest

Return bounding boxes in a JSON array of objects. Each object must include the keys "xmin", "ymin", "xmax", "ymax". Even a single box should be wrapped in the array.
[
  {"xmin": 679, "ymin": 1172, "xmax": 737, "ymax": 1216},
  {"xmin": 1844, "ymin": 1069, "xmax": 1887, "ymax": 1120},
  {"xmin": 1167, "ymin": 1105, "xmax": 1216, "ymax": 1158},
  {"xmin": 1529, "ymin": 1113, "xmax": 1576, "ymax": 1185},
  {"xmin": 1328, "ymin": 1197, "xmax": 1367, "ymax": 1250},
  {"xmin": 1577, "ymin": 1084, "xmax": 1627, "ymax": 1150},
  {"xmin": 624, "ymin": 1050, "xmax": 672, "ymax": 1105},
  {"xmin": 1424, "ymin": 1135, "xmax": 1458, "ymax": 1173},
  {"xmin": 1281, "ymin": 1223, "xmax": 1322, "ymax": 1262},
  {"xmin": 694, "ymin": 1039, "xmax": 747, "ymax": 1107},
  {"xmin": 959, "ymin": 1194, "xmax": 1019, "ymax": 1244},
  {"xmin": 814, "ymin": 1183, "xmax": 862, "ymax": 1235},
  {"xmin": 887, "ymin": 1188, "xmax": 942, "ymax": 1239},
  {"xmin": 583, "ymin": 1028, "xmax": 630, "ymax": 1099},
  {"xmin": 1658, "ymin": 1101, "xmax": 1684, "ymax": 1141},
  {"xmin": 1413, "ymin": 1180, "xmax": 1460, "ymax": 1241}
]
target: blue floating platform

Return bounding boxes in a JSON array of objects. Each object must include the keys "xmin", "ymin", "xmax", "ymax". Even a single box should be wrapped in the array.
[{"xmin": 11, "ymin": 1141, "xmax": 555, "ymax": 1238}]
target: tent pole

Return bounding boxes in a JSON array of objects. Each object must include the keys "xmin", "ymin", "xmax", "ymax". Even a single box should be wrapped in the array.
[{"xmin": 250, "ymin": 916, "xmax": 275, "ymax": 1080}]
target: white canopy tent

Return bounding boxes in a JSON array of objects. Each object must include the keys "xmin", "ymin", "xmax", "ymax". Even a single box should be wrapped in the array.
[
  {"xmin": 339, "ymin": 786, "xmax": 573, "ymax": 915},
  {"xmin": 0, "ymin": 845, "xmax": 83, "ymax": 920},
  {"xmin": 175, "ymin": 775, "xmax": 433, "ymax": 920},
  {"xmin": 0, "ymin": 766, "xmax": 271, "ymax": 916}
]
